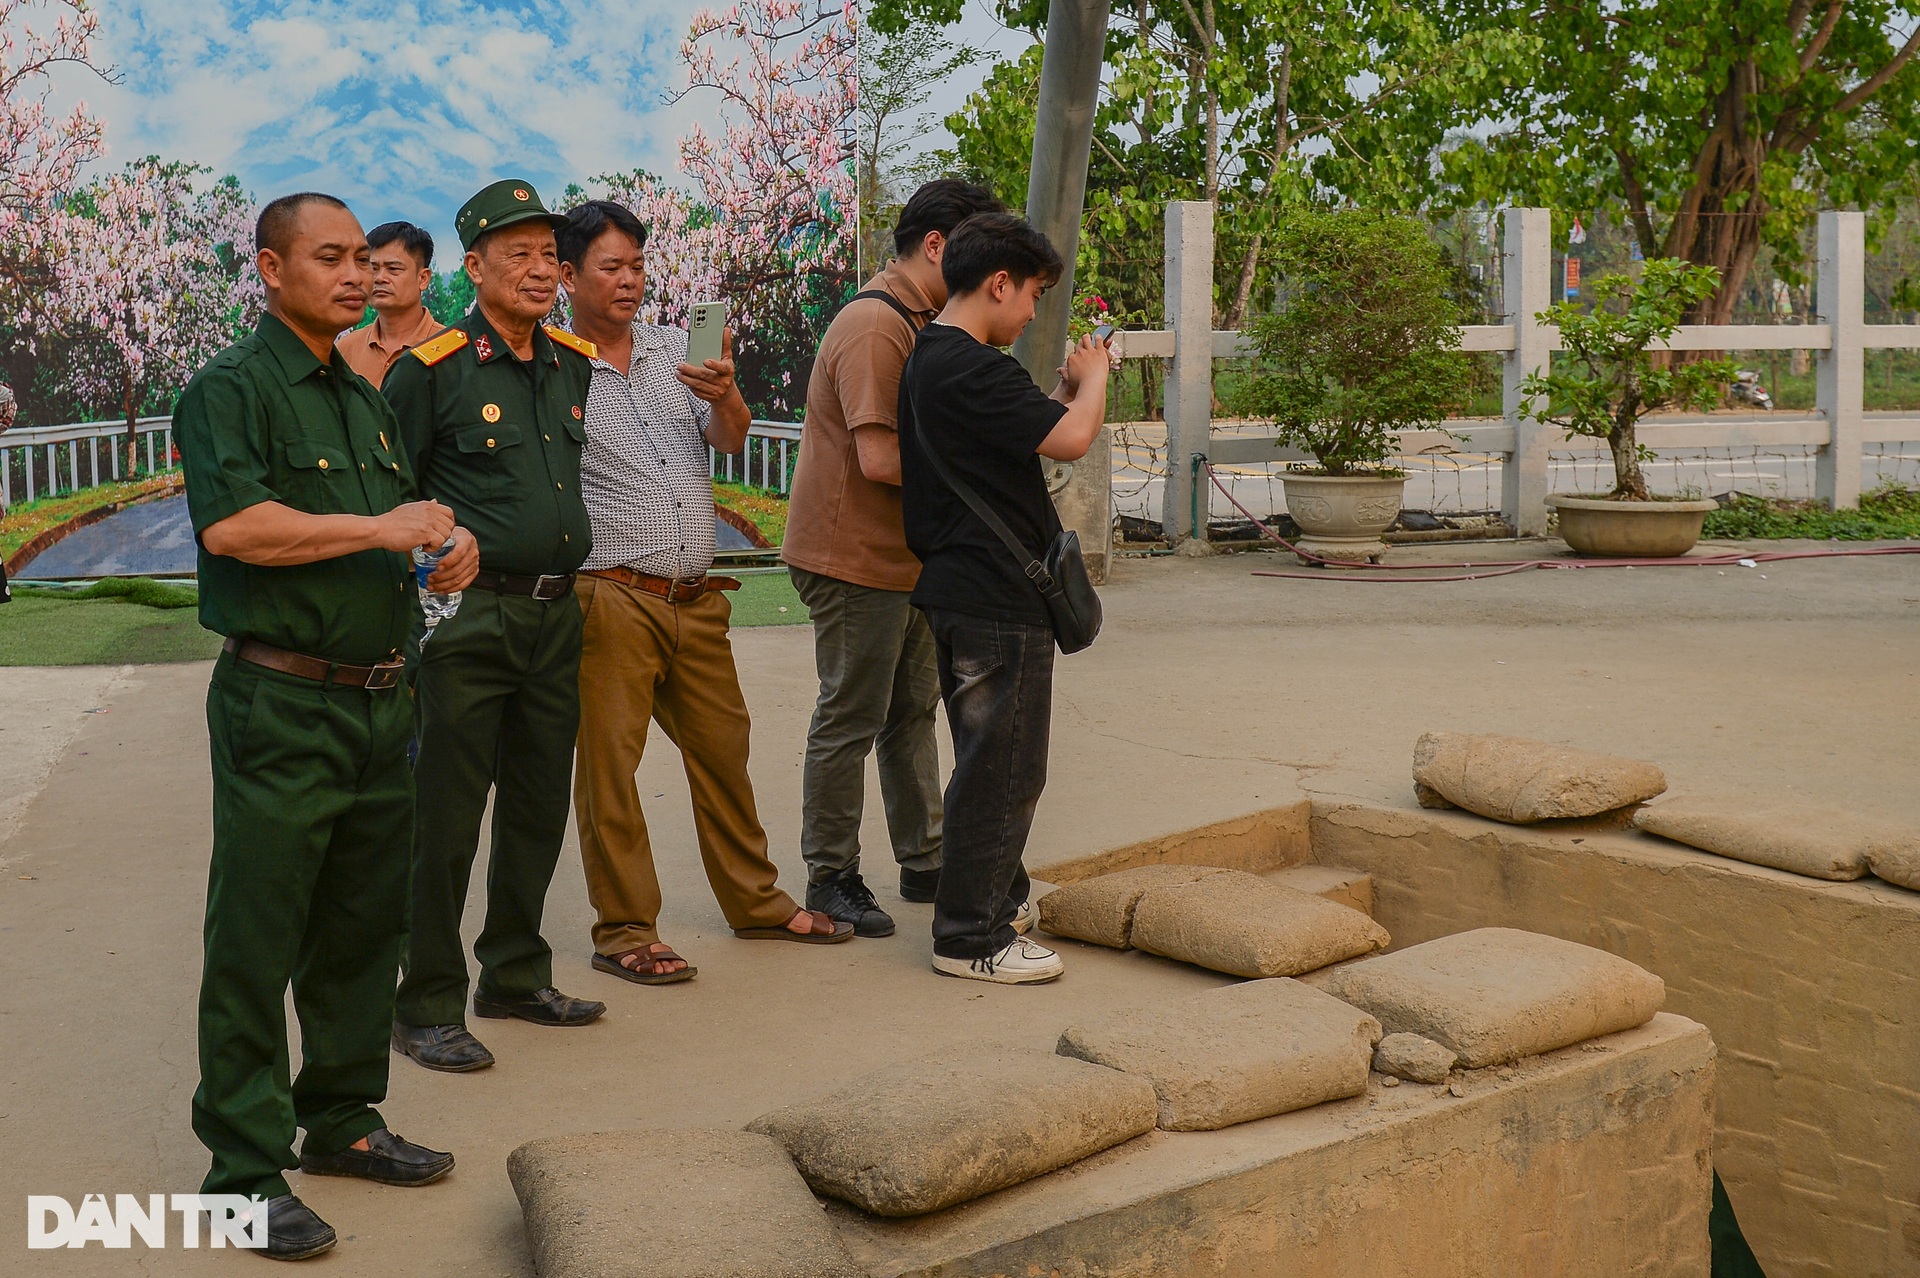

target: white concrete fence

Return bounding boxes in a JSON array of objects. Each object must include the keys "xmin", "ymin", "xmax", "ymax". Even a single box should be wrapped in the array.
[
  {"xmin": 1, "ymin": 417, "xmax": 805, "ymax": 507},
  {"xmin": 1122, "ymin": 201, "xmax": 1919, "ymax": 542}
]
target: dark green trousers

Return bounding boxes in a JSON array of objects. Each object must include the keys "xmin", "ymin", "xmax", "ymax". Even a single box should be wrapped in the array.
[
  {"xmin": 193, "ymin": 651, "xmax": 412, "ymax": 1199},
  {"xmin": 396, "ymin": 588, "xmax": 582, "ymax": 1027}
]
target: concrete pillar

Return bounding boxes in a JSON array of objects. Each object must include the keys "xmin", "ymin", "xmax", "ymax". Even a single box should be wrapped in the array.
[
  {"xmin": 1501, "ymin": 208, "xmax": 1553, "ymax": 535},
  {"xmin": 1815, "ymin": 210, "xmax": 1865, "ymax": 510},
  {"xmin": 1053, "ymin": 426, "xmax": 1113, "ymax": 583},
  {"xmin": 1162, "ymin": 200, "xmax": 1214, "ymax": 544}
]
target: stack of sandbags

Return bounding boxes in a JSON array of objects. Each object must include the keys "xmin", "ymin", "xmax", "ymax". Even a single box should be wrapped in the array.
[
  {"xmin": 507, "ymin": 1130, "xmax": 862, "ymax": 1278},
  {"xmin": 1057, "ymin": 978, "xmax": 1382, "ymax": 1130},
  {"xmin": 1307, "ymin": 927, "xmax": 1666, "ymax": 1068},
  {"xmin": 1633, "ymin": 795, "xmax": 1920, "ymax": 888},
  {"xmin": 1038, "ymin": 866, "xmax": 1389, "ymax": 979},
  {"xmin": 1412, "ymin": 732, "xmax": 1667, "ymax": 823},
  {"xmin": 746, "ymin": 1047, "xmax": 1157, "ymax": 1217}
]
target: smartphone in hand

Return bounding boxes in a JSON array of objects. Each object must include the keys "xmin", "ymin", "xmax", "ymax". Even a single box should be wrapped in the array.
[
  {"xmin": 1093, "ymin": 322, "xmax": 1116, "ymax": 344},
  {"xmin": 687, "ymin": 301, "xmax": 725, "ymax": 367}
]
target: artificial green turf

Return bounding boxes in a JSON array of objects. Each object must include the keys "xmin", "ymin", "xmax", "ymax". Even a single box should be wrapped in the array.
[
  {"xmin": 727, "ymin": 570, "xmax": 811, "ymax": 626},
  {"xmin": 0, "ymin": 591, "xmax": 222, "ymax": 666},
  {"xmin": 0, "ymin": 568, "xmax": 813, "ymax": 667}
]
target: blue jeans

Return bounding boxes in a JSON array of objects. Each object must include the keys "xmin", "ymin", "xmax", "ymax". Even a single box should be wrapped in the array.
[{"xmin": 923, "ymin": 607, "xmax": 1055, "ymax": 959}]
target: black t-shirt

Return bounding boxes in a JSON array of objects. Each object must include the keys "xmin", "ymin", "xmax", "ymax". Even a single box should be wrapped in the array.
[{"xmin": 900, "ymin": 322, "xmax": 1068, "ymax": 625}]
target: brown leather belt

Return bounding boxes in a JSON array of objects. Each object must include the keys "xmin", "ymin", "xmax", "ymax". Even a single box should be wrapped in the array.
[
  {"xmin": 470, "ymin": 569, "xmax": 576, "ymax": 601},
  {"xmin": 223, "ymin": 637, "xmax": 406, "ymax": 690},
  {"xmin": 582, "ymin": 566, "xmax": 742, "ymax": 604}
]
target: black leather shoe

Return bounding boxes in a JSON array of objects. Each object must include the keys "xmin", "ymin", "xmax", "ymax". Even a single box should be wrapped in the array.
[
  {"xmin": 472, "ymin": 986, "xmax": 605, "ymax": 1026},
  {"xmin": 899, "ymin": 866, "xmax": 941, "ymax": 904},
  {"xmin": 807, "ymin": 870, "xmax": 895, "ymax": 937},
  {"xmin": 299, "ymin": 1127, "xmax": 454, "ymax": 1187},
  {"xmin": 257, "ymin": 1194, "xmax": 335, "ymax": 1261},
  {"xmin": 391, "ymin": 1021, "xmax": 494, "ymax": 1072}
]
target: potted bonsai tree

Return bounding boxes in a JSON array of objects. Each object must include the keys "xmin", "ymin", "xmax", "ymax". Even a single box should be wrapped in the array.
[
  {"xmin": 1523, "ymin": 259, "xmax": 1737, "ymax": 556},
  {"xmin": 1244, "ymin": 209, "xmax": 1470, "ymax": 564}
]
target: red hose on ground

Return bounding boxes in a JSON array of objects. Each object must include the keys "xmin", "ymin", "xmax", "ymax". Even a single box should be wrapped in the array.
[{"xmin": 1197, "ymin": 460, "xmax": 1920, "ymax": 583}]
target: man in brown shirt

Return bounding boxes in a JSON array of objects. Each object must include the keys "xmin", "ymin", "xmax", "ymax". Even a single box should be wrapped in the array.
[
  {"xmin": 783, "ymin": 179, "xmax": 1004, "ymax": 937},
  {"xmin": 338, "ymin": 221, "xmax": 444, "ymax": 387}
]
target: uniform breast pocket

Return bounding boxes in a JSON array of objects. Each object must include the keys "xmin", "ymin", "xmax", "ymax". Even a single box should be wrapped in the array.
[
  {"xmin": 455, "ymin": 422, "xmax": 524, "ymax": 499},
  {"xmin": 280, "ymin": 438, "xmax": 346, "ymax": 508}
]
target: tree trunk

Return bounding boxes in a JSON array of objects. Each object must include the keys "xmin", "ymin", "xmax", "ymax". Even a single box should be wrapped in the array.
[
  {"xmin": 123, "ymin": 377, "xmax": 138, "ymax": 478},
  {"xmin": 1608, "ymin": 414, "xmax": 1648, "ymax": 500}
]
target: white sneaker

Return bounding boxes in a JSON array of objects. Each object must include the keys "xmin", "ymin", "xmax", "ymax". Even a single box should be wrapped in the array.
[
  {"xmin": 1012, "ymin": 902, "xmax": 1034, "ymax": 935},
  {"xmin": 932, "ymin": 937, "xmax": 1064, "ymax": 985}
]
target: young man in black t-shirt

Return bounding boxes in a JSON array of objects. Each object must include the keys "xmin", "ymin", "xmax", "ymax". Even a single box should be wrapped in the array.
[{"xmin": 898, "ymin": 212, "xmax": 1112, "ymax": 984}]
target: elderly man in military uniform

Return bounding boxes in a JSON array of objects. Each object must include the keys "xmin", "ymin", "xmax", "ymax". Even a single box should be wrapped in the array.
[
  {"xmin": 177, "ymin": 192, "xmax": 477, "ymax": 1260},
  {"xmin": 384, "ymin": 179, "xmax": 605, "ymax": 1072}
]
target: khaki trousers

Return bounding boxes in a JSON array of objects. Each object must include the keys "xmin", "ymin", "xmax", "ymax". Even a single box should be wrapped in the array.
[{"xmin": 573, "ymin": 574, "xmax": 798, "ymax": 954}]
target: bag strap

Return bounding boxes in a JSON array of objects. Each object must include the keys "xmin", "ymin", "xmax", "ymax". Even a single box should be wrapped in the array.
[
  {"xmin": 850, "ymin": 289, "xmax": 925, "ymax": 331},
  {"xmin": 905, "ymin": 351, "xmax": 1057, "ymax": 592}
]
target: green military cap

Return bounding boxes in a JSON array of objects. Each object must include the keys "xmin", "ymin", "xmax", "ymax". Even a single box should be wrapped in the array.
[{"xmin": 455, "ymin": 179, "xmax": 568, "ymax": 251}]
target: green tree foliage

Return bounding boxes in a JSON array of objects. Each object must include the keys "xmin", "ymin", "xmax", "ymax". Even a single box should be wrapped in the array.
[
  {"xmin": 424, "ymin": 268, "xmax": 475, "ymax": 324},
  {"xmin": 857, "ymin": 26, "xmax": 981, "ymax": 276},
  {"xmin": 940, "ymin": 1, "xmax": 1534, "ymax": 333},
  {"xmin": 1425, "ymin": 0, "xmax": 1920, "ymax": 322},
  {"xmin": 1242, "ymin": 211, "xmax": 1469, "ymax": 475},
  {"xmin": 1520, "ymin": 260, "xmax": 1737, "ymax": 500}
]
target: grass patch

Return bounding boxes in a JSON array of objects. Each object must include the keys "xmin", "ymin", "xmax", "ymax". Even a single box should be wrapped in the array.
[
  {"xmin": 1701, "ymin": 484, "xmax": 1920, "ymax": 540},
  {"xmin": 0, "ymin": 582, "xmax": 219, "ymax": 666},
  {"xmin": 713, "ymin": 481, "xmax": 788, "ymax": 546},
  {"xmin": 1, "ymin": 474, "xmax": 180, "ymax": 562},
  {"xmin": 728, "ymin": 571, "xmax": 809, "ymax": 626}
]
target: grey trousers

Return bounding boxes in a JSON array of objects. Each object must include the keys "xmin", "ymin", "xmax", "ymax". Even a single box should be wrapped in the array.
[{"xmin": 790, "ymin": 566, "xmax": 943, "ymax": 885}]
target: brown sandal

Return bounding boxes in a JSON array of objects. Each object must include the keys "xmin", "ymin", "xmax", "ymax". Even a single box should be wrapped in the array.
[
  {"xmin": 592, "ymin": 944, "xmax": 697, "ymax": 985},
  {"xmin": 732, "ymin": 909, "xmax": 855, "ymax": 944}
]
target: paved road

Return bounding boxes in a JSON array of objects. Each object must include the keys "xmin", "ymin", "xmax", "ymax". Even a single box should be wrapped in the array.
[
  {"xmin": 14, "ymin": 493, "xmax": 757, "ymax": 578},
  {"xmin": 15, "ymin": 495, "xmax": 197, "ymax": 578}
]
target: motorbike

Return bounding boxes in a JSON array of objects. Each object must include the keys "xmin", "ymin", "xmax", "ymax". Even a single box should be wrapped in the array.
[{"xmin": 1728, "ymin": 370, "xmax": 1774, "ymax": 410}]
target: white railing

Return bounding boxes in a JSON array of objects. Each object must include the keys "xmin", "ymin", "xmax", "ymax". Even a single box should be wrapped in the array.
[
  {"xmin": 1, "ymin": 417, "xmax": 177, "ymax": 506},
  {"xmin": 1139, "ymin": 203, "xmax": 1911, "ymax": 541},
  {"xmin": 0, "ymin": 415, "xmax": 804, "ymax": 505},
  {"xmin": 714, "ymin": 420, "xmax": 802, "ymax": 495}
]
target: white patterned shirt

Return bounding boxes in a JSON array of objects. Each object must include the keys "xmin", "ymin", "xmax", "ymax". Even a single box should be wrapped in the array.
[{"xmin": 575, "ymin": 322, "xmax": 717, "ymax": 577}]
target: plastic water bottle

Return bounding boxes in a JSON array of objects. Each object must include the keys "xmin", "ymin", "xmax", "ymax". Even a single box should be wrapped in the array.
[{"xmin": 412, "ymin": 537, "xmax": 462, "ymax": 637}]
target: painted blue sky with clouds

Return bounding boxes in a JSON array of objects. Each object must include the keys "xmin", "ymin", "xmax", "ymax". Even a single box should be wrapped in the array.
[{"xmin": 68, "ymin": 0, "xmax": 712, "ymax": 269}]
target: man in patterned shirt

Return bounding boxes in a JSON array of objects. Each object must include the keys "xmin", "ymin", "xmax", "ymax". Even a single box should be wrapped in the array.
[{"xmin": 557, "ymin": 199, "xmax": 852, "ymax": 985}]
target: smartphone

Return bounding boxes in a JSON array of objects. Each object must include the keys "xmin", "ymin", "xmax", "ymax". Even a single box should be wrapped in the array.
[
  {"xmin": 1093, "ymin": 322, "xmax": 1116, "ymax": 344},
  {"xmin": 687, "ymin": 301, "xmax": 725, "ymax": 367}
]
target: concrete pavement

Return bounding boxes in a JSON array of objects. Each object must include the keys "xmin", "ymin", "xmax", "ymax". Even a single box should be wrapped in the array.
[{"xmin": 2, "ymin": 538, "xmax": 1916, "ymax": 1272}]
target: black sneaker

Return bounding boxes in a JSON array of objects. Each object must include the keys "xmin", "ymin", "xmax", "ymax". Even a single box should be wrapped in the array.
[
  {"xmin": 899, "ymin": 866, "xmax": 940, "ymax": 903},
  {"xmin": 806, "ymin": 870, "xmax": 895, "ymax": 938}
]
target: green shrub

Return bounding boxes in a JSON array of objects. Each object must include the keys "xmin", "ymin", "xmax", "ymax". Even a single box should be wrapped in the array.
[{"xmin": 1242, "ymin": 210, "xmax": 1470, "ymax": 476}]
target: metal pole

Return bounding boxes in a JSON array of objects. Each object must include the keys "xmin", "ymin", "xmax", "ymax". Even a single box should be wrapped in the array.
[
  {"xmin": 1008, "ymin": 0, "xmax": 1110, "ymax": 393},
  {"xmin": 1815, "ymin": 210, "xmax": 1865, "ymax": 510}
]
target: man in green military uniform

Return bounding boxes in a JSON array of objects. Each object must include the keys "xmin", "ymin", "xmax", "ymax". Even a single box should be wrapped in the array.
[
  {"xmin": 177, "ymin": 192, "xmax": 479, "ymax": 1261},
  {"xmin": 385, "ymin": 179, "xmax": 605, "ymax": 1071}
]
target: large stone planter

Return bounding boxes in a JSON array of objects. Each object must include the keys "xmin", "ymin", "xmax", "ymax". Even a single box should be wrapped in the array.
[
  {"xmin": 1279, "ymin": 473, "xmax": 1407, "ymax": 565},
  {"xmin": 1546, "ymin": 494, "xmax": 1718, "ymax": 558}
]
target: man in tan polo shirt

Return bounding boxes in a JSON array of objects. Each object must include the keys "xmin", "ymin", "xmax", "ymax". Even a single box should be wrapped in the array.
[
  {"xmin": 338, "ymin": 221, "xmax": 444, "ymax": 387},
  {"xmin": 783, "ymin": 180, "xmax": 1004, "ymax": 938}
]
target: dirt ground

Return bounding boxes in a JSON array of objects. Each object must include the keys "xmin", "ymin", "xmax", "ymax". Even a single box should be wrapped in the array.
[{"xmin": 2, "ymin": 537, "xmax": 1916, "ymax": 1274}]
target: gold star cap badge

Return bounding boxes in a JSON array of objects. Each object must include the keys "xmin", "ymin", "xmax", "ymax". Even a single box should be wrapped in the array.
[{"xmin": 482, "ymin": 403, "xmax": 502, "ymax": 423}]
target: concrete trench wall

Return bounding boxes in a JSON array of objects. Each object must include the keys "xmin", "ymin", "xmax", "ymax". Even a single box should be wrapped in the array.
[
  {"xmin": 1307, "ymin": 799, "xmax": 1920, "ymax": 1278},
  {"xmin": 835, "ymin": 1016, "xmax": 1713, "ymax": 1278}
]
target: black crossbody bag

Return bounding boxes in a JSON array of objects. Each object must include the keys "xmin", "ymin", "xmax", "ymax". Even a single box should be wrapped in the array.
[{"xmin": 900, "ymin": 329, "xmax": 1103, "ymax": 655}]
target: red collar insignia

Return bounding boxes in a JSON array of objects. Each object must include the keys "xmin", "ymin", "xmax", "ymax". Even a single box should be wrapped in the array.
[{"xmin": 473, "ymin": 333, "xmax": 494, "ymax": 362}]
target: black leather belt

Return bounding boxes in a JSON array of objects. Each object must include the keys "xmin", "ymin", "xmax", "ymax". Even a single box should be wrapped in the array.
[
  {"xmin": 469, "ymin": 570, "xmax": 577, "ymax": 601},
  {"xmin": 223, "ymin": 637, "xmax": 406, "ymax": 690}
]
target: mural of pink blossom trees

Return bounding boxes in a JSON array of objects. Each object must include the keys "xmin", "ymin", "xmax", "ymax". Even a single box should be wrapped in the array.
[{"xmin": 568, "ymin": 0, "xmax": 856, "ymax": 417}]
